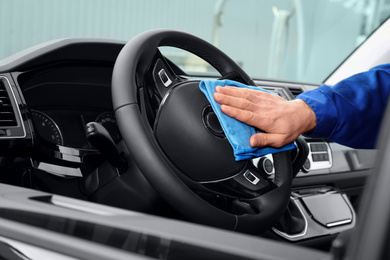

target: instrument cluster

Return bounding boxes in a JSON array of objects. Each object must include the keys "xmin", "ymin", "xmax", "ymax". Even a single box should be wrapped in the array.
[{"xmin": 30, "ymin": 109, "xmax": 121, "ymax": 149}]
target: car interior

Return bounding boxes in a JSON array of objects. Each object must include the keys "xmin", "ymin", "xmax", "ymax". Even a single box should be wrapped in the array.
[{"xmin": 0, "ymin": 1, "xmax": 388, "ymax": 259}]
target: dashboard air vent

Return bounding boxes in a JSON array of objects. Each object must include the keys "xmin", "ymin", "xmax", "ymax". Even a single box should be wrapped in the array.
[
  {"xmin": 289, "ymin": 87, "xmax": 304, "ymax": 99},
  {"xmin": 0, "ymin": 80, "xmax": 18, "ymax": 127}
]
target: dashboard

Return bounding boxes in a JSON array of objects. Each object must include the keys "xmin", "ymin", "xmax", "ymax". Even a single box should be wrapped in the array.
[
  {"xmin": 0, "ymin": 39, "xmax": 377, "ymax": 247},
  {"xmin": 0, "ymin": 38, "xmax": 374, "ymax": 196}
]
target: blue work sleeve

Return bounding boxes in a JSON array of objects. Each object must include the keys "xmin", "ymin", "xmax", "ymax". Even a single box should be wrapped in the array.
[{"xmin": 296, "ymin": 64, "xmax": 390, "ymax": 149}]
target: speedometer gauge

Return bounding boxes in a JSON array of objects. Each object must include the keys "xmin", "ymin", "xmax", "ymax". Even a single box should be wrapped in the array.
[
  {"xmin": 31, "ymin": 110, "xmax": 63, "ymax": 145},
  {"xmin": 96, "ymin": 112, "xmax": 122, "ymax": 143}
]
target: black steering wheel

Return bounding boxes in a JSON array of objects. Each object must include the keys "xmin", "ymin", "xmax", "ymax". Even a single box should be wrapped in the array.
[{"xmin": 112, "ymin": 29, "xmax": 293, "ymax": 234}]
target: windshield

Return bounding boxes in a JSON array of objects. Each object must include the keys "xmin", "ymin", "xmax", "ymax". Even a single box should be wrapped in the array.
[{"xmin": 1, "ymin": 0, "xmax": 389, "ymax": 84}]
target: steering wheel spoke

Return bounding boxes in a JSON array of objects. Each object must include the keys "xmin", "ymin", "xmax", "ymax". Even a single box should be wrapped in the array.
[
  {"xmin": 201, "ymin": 162, "xmax": 277, "ymax": 199},
  {"xmin": 147, "ymin": 50, "xmax": 185, "ymax": 98},
  {"xmin": 137, "ymin": 50, "xmax": 185, "ymax": 125}
]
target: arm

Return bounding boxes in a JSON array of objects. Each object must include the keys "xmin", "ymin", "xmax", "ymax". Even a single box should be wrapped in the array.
[
  {"xmin": 297, "ymin": 64, "xmax": 390, "ymax": 149},
  {"xmin": 214, "ymin": 64, "xmax": 390, "ymax": 149}
]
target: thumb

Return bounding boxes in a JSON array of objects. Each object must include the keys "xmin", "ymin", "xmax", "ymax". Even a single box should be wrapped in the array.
[{"xmin": 250, "ymin": 133, "xmax": 288, "ymax": 148}]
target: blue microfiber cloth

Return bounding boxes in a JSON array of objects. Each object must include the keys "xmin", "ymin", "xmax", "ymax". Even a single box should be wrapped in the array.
[{"xmin": 199, "ymin": 79, "xmax": 296, "ymax": 161}]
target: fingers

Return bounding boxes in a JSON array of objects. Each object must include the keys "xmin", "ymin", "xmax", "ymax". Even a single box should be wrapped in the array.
[
  {"xmin": 214, "ymin": 92, "xmax": 251, "ymax": 110},
  {"xmin": 214, "ymin": 86, "xmax": 276, "ymax": 127},
  {"xmin": 214, "ymin": 86, "xmax": 283, "ymax": 110},
  {"xmin": 213, "ymin": 89, "xmax": 256, "ymax": 112},
  {"xmin": 220, "ymin": 104, "xmax": 256, "ymax": 125},
  {"xmin": 250, "ymin": 133, "xmax": 292, "ymax": 148},
  {"xmin": 213, "ymin": 86, "xmax": 264, "ymax": 125},
  {"xmin": 212, "ymin": 85, "xmax": 307, "ymax": 149},
  {"xmin": 215, "ymin": 85, "xmax": 250, "ymax": 97},
  {"xmin": 214, "ymin": 86, "xmax": 266, "ymax": 105}
]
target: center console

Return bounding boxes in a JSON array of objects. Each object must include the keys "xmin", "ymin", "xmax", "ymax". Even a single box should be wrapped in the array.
[{"xmin": 272, "ymin": 187, "xmax": 356, "ymax": 241}]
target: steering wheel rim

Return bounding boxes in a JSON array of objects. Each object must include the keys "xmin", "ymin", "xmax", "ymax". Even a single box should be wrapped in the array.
[{"xmin": 112, "ymin": 29, "xmax": 293, "ymax": 234}]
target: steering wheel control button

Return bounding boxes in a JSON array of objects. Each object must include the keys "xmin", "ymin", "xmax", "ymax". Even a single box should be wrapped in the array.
[
  {"xmin": 235, "ymin": 169, "xmax": 270, "ymax": 192},
  {"xmin": 258, "ymin": 157, "xmax": 274, "ymax": 175},
  {"xmin": 243, "ymin": 170, "xmax": 260, "ymax": 185},
  {"xmin": 158, "ymin": 69, "xmax": 172, "ymax": 87},
  {"xmin": 240, "ymin": 169, "xmax": 269, "ymax": 189}
]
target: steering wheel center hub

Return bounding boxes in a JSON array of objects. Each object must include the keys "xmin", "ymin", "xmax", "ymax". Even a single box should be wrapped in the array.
[
  {"xmin": 154, "ymin": 81, "xmax": 245, "ymax": 182},
  {"xmin": 202, "ymin": 105, "xmax": 226, "ymax": 138}
]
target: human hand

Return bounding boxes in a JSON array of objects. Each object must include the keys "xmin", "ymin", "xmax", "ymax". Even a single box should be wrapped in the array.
[{"xmin": 213, "ymin": 86, "xmax": 316, "ymax": 148}]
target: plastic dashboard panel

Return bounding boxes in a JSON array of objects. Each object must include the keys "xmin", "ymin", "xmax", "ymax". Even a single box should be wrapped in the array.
[{"xmin": 0, "ymin": 183, "xmax": 328, "ymax": 260}]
